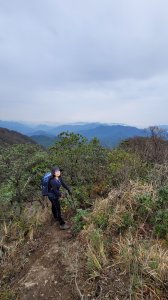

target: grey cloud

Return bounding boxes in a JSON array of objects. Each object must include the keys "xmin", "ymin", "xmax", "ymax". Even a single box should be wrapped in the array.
[{"xmin": 0, "ymin": 0, "xmax": 168, "ymax": 126}]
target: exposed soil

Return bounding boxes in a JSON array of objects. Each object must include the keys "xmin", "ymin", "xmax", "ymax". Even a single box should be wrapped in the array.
[
  {"xmin": 2, "ymin": 215, "xmax": 166, "ymax": 300},
  {"xmin": 0, "ymin": 220, "xmax": 137, "ymax": 300},
  {"xmin": 3, "ymin": 220, "xmax": 81, "ymax": 300}
]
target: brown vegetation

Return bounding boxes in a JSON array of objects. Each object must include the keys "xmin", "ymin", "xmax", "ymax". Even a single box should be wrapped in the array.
[{"xmin": 0, "ymin": 128, "xmax": 36, "ymax": 147}]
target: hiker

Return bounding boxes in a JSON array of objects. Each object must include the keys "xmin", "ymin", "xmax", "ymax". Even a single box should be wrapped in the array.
[{"xmin": 48, "ymin": 167, "xmax": 72, "ymax": 230}]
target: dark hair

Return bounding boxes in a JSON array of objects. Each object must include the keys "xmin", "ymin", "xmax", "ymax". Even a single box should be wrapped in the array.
[{"xmin": 51, "ymin": 167, "xmax": 60, "ymax": 176}]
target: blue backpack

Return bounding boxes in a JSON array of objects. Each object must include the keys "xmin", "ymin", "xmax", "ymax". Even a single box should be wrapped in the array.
[{"xmin": 41, "ymin": 172, "xmax": 52, "ymax": 196}]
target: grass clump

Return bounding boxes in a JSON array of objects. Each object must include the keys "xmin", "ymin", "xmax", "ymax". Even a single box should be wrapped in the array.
[{"xmin": 76, "ymin": 181, "xmax": 168, "ymax": 299}]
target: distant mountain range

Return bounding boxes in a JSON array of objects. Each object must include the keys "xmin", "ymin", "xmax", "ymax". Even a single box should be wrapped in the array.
[
  {"xmin": 159, "ymin": 125, "xmax": 168, "ymax": 131},
  {"xmin": 0, "ymin": 120, "xmax": 167, "ymax": 148},
  {"xmin": 0, "ymin": 120, "xmax": 104, "ymax": 136},
  {"xmin": 77, "ymin": 125, "xmax": 147, "ymax": 147},
  {"xmin": 31, "ymin": 135, "xmax": 59, "ymax": 148}
]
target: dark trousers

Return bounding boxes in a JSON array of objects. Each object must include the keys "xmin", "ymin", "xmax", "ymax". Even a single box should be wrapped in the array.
[{"xmin": 48, "ymin": 195, "xmax": 65, "ymax": 225}]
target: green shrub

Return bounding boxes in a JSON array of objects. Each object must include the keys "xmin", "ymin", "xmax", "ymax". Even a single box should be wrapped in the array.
[
  {"xmin": 72, "ymin": 186, "xmax": 90, "ymax": 208},
  {"xmin": 108, "ymin": 149, "xmax": 148, "ymax": 186},
  {"xmin": 154, "ymin": 210, "xmax": 168, "ymax": 238},
  {"xmin": 157, "ymin": 186, "xmax": 168, "ymax": 209},
  {"xmin": 92, "ymin": 212, "xmax": 109, "ymax": 230},
  {"xmin": 136, "ymin": 189, "xmax": 168, "ymax": 238},
  {"xmin": 121, "ymin": 212, "xmax": 135, "ymax": 229},
  {"xmin": 72, "ymin": 209, "xmax": 89, "ymax": 233},
  {"xmin": 136, "ymin": 194, "xmax": 154, "ymax": 217}
]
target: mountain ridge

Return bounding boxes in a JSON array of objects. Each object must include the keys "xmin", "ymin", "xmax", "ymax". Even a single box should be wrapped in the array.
[
  {"xmin": 30, "ymin": 125, "xmax": 147, "ymax": 148},
  {"xmin": 1, "ymin": 120, "xmax": 167, "ymax": 148}
]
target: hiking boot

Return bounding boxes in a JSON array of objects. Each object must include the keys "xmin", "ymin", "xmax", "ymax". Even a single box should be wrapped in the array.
[{"xmin": 59, "ymin": 223, "xmax": 70, "ymax": 230}]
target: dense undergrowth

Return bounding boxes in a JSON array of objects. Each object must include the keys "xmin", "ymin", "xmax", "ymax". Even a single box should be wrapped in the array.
[
  {"xmin": 75, "ymin": 181, "xmax": 168, "ymax": 299},
  {"xmin": 0, "ymin": 128, "xmax": 168, "ymax": 299}
]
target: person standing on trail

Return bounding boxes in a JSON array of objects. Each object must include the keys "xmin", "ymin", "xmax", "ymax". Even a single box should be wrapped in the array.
[{"xmin": 48, "ymin": 167, "xmax": 72, "ymax": 230}]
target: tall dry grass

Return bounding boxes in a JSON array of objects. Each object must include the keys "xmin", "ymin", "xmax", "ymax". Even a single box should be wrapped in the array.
[
  {"xmin": 0, "ymin": 201, "xmax": 50, "ymax": 264},
  {"xmin": 77, "ymin": 180, "xmax": 168, "ymax": 299}
]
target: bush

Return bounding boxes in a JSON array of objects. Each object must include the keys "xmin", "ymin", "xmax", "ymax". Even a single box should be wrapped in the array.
[
  {"xmin": 154, "ymin": 210, "xmax": 168, "ymax": 238},
  {"xmin": 135, "ymin": 187, "xmax": 168, "ymax": 238},
  {"xmin": 72, "ymin": 185, "xmax": 90, "ymax": 208},
  {"xmin": 92, "ymin": 212, "xmax": 109, "ymax": 230},
  {"xmin": 154, "ymin": 186, "xmax": 168, "ymax": 238},
  {"xmin": 136, "ymin": 194, "xmax": 154, "ymax": 218},
  {"xmin": 121, "ymin": 212, "xmax": 135, "ymax": 230},
  {"xmin": 157, "ymin": 186, "xmax": 168, "ymax": 209},
  {"xmin": 72, "ymin": 209, "xmax": 89, "ymax": 233},
  {"xmin": 108, "ymin": 149, "xmax": 148, "ymax": 186}
]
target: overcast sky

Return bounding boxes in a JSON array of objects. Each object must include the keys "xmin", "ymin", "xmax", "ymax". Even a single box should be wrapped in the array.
[{"xmin": 0, "ymin": 0, "xmax": 168, "ymax": 127}]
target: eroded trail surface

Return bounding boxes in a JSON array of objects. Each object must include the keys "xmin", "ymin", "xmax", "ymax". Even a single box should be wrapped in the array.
[{"xmin": 13, "ymin": 222, "xmax": 79, "ymax": 300}]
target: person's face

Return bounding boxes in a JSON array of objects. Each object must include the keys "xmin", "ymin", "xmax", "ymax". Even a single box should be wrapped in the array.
[{"xmin": 55, "ymin": 170, "xmax": 61, "ymax": 177}]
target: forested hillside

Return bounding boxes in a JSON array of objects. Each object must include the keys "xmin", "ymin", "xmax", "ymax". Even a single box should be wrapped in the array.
[
  {"xmin": 0, "ymin": 128, "xmax": 37, "ymax": 147},
  {"xmin": 0, "ymin": 128, "xmax": 168, "ymax": 299}
]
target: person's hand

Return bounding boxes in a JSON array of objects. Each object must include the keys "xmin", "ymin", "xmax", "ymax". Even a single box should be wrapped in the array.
[
  {"xmin": 58, "ymin": 191, "xmax": 62, "ymax": 198},
  {"xmin": 60, "ymin": 192, "xmax": 66, "ymax": 199}
]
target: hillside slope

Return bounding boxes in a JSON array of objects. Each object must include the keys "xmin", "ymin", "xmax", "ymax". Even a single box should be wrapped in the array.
[
  {"xmin": 1, "ymin": 183, "xmax": 168, "ymax": 300},
  {"xmin": 0, "ymin": 127, "xmax": 37, "ymax": 147}
]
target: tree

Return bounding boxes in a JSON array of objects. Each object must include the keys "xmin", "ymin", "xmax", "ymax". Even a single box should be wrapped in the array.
[
  {"xmin": 49, "ymin": 132, "xmax": 109, "ymax": 200},
  {"xmin": 0, "ymin": 144, "xmax": 47, "ymax": 214},
  {"xmin": 120, "ymin": 127, "xmax": 168, "ymax": 164}
]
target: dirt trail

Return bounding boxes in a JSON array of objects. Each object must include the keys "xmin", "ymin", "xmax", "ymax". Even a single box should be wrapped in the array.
[{"xmin": 13, "ymin": 222, "xmax": 80, "ymax": 300}]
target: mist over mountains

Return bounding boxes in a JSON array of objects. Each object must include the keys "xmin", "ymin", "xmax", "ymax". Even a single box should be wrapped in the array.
[
  {"xmin": 0, "ymin": 120, "xmax": 114, "ymax": 136},
  {"xmin": 0, "ymin": 120, "xmax": 167, "ymax": 148}
]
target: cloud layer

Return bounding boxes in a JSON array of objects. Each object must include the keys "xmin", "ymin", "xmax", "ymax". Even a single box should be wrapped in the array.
[{"xmin": 0, "ymin": 0, "xmax": 168, "ymax": 126}]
